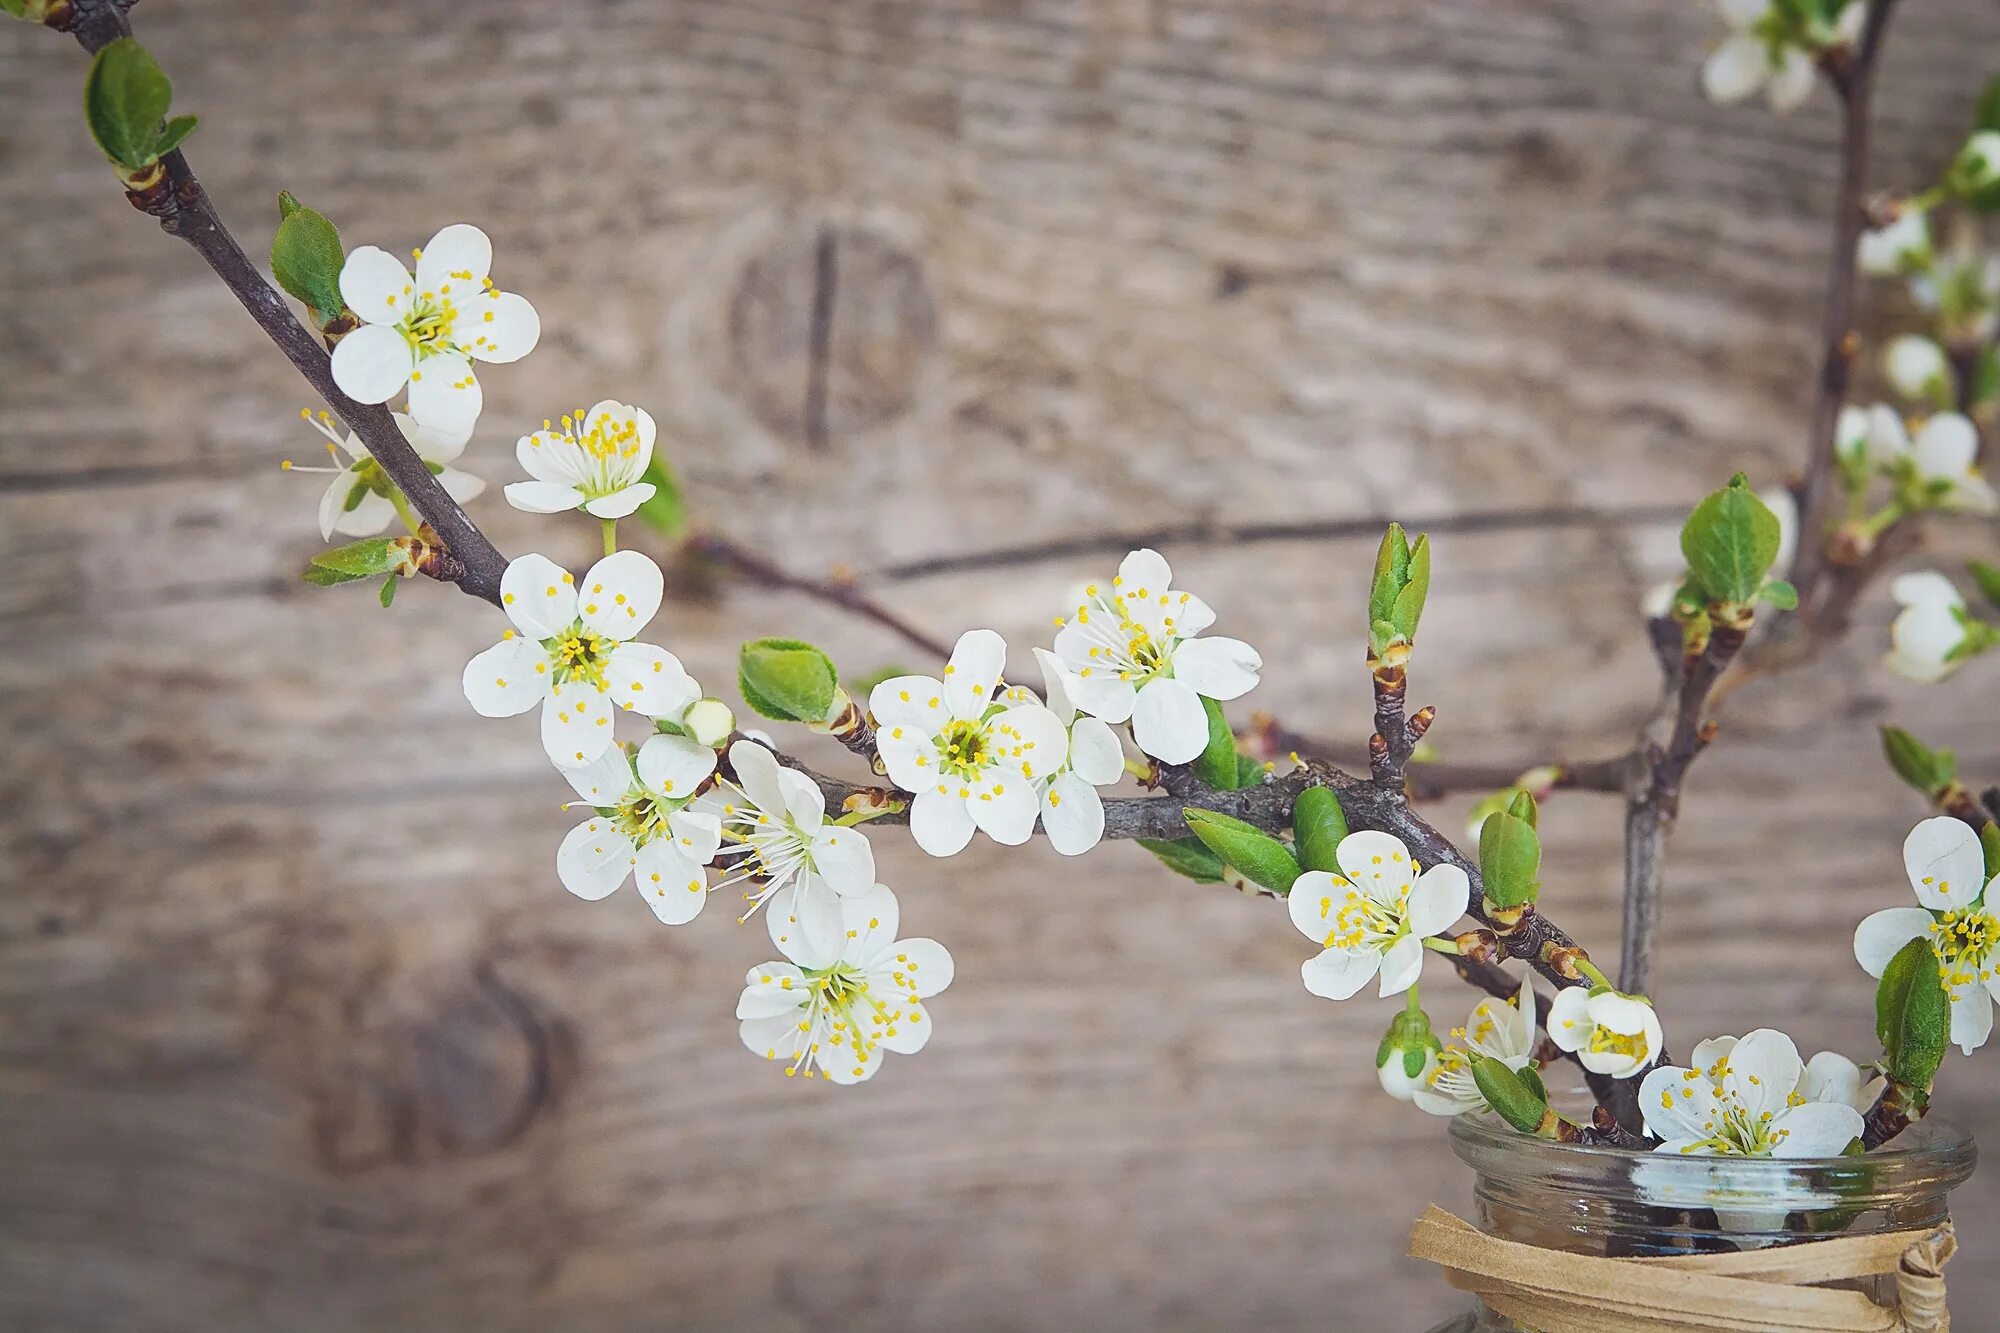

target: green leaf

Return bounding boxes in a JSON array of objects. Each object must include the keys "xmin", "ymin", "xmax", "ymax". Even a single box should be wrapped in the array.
[
  {"xmin": 1137, "ymin": 836, "xmax": 1226, "ymax": 883},
  {"xmin": 1880, "ymin": 726, "xmax": 1956, "ymax": 795},
  {"xmin": 1680, "ymin": 473, "xmax": 1781, "ymax": 607},
  {"xmin": 737, "ymin": 637, "xmax": 838, "ymax": 723},
  {"xmin": 154, "ymin": 112, "xmax": 199, "ymax": 158},
  {"xmin": 1, "ymin": 0, "xmax": 30, "ymax": 20},
  {"xmin": 308, "ymin": 536, "xmax": 404, "ymax": 580},
  {"xmin": 633, "ymin": 458, "xmax": 688, "ymax": 539},
  {"xmin": 378, "ymin": 574, "xmax": 398, "ymax": 608},
  {"xmin": 1182, "ymin": 808, "xmax": 1301, "ymax": 894},
  {"xmin": 1517, "ymin": 1063, "xmax": 1548, "ymax": 1105},
  {"xmin": 1195, "ymin": 697, "xmax": 1238, "ymax": 790},
  {"xmin": 1291, "ymin": 786, "xmax": 1349, "ymax": 874},
  {"xmin": 270, "ymin": 197, "xmax": 346, "ymax": 323},
  {"xmin": 1388, "ymin": 534, "xmax": 1431, "ymax": 642},
  {"xmin": 1982, "ymin": 822, "xmax": 2000, "ymax": 883},
  {"xmin": 1976, "ymin": 346, "xmax": 2000, "ymax": 410},
  {"xmin": 1370, "ymin": 524, "xmax": 1411, "ymax": 629},
  {"xmin": 277, "ymin": 189, "xmax": 304, "ymax": 220},
  {"xmin": 1234, "ymin": 752, "xmax": 1268, "ymax": 788},
  {"xmin": 1969, "ymin": 561, "xmax": 2000, "ymax": 612},
  {"xmin": 1478, "ymin": 810, "xmax": 1541, "ymax": 910},
  {"xmin": 1757, "ymin": 579, "xmax": 1798, "ymax": 611},
  {"xmin": 84, "ymin": 38, "xmax": 174, "ymax": 170},
  {"xmin": 1876, "ymin": 937, "xmax": 1949, "ymax": 1093},
  {"xmin": 1470, "ymin": 1054, "xmax": 1547, "ymax": 1134},
  {"xmin": 1506, "ymin": 788, "xmax": 1539, "ymax": 830},
  {"xmin": 848, "ymin": 664, "xmax": 913, "ymax": 698}
]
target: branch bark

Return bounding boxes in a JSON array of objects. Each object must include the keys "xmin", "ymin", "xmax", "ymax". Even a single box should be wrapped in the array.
[{"xmin": 686, "ymin": 533, "xmax": 953, "ymax": 661}]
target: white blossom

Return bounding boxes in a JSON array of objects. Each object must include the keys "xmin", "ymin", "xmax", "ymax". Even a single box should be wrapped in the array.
[
  {"xmin": 1413, "ymin": 974, "xmax": 1539, "ymax": 1117},
  {"xmin": 1857, "ymin": 207, "xmax": 1932, "ymax": 277},
  {"xmin": 285, "ymin": 408, "xmax": 481, "ymax": 540},
  {"xmin": 1287, "ymin": 830, "xmax": 1468, "ymax": 1000},
  {"xmin": 1051, "ymin": 549, "xmax": 1261, "ymax": 764},
  {"xmin": 462, "ymin": 551, "xmax": 697, "ymax": 768},
  {"xmin": 1547, "ymin": 986, "xmax": 1663, "ymax": 1079},
  {"xmin": 554, "ymin": 737, "xmax": 722, "ymax": 923},
  {"xmin": 504, "ymin": 399, "xmax": 660, "ymax": 519},
  {"xmin": 871, "ymin": 630, "xmax": 1071, "ymax": 857},
  {"xmin": 736, "ymin": 883, "xmax": 953, "ymax": 1083},
  {"xmin": 991, "ymin": 649, "xmax": 1128, "ymax": 855},
  {"xmin": 1883, "ymin": 335, "xmax": 1953, "ymax": 404},
  {"xmin": 1885, "ymin": 571, "xmax": 1976, "ymax": 683},
  {"xmin": 330, "ymin": 223, "xmax": 540, "ymax": 433},
  {"xmin": 1799, "ymin": 1048, "xmax": 1886, "ymax": 1116},
  {"xmin": 1908, "ymin": 413, "xmax": 1999, "ymax": 515},
  {"xmin": 1701, "ymin": 0, "xmax": 1818, "ymax": 115},
  {"xmin": 1640, "ymin": 1029, "xmax": 1865, "ymax": 1158},
  {"xmin": 698, "ymin": 739, "xmax": 876, "ymax": 962},
  {"xmin": 1855, "ymin": 816, "xmax": 2000, "ymax": 1054},
  {"xmin": 1836, "ymin": 402, "xmax": 1910, "ymax": 469}
]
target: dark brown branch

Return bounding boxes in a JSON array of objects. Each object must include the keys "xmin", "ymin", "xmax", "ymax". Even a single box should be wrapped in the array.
[
  {"xmin": 1242, "ymin": 713, "xmax": 1627, "ymax": 801},
  {"xmin": 685, "ymin": 533, "xmax": 953, "ymax": 661},
  {"xmin": 55, "ymin": 0, "xmax": 508, "ymax": 606},
  {"xmin": 1789, "ymin": 0, "xmax": 1902, "ymax": 604}
]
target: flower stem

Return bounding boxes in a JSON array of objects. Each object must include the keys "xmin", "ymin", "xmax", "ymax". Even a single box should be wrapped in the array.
[
  {"xmin": 601, "ymin": 517, "xmax": 619, "ymax": 556},
  {"xmin": 1575, "ymin": 958, "xmax": 1615, "ymax": 991},
  {"xmin": 1420, "ymin": 936, "xmax": 1462, "ymax": 956},
  {"xmin": 388, "ymin": 489, "xmax": 423, "ymax": 536}
]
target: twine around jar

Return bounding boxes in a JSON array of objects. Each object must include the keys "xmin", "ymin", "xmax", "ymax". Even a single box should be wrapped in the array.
[{"xmin": 1408, "ymin": 1205, "xmax": 1956, "ymax": 1332}]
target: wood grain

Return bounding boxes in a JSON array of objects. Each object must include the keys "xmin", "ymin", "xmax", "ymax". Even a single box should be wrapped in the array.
[{"xmin": 2, "ymin": 1, "xmax": 1998, "ymax": 1329}]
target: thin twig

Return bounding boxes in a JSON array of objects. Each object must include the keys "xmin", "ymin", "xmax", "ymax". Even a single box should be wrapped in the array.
[
  {"xmin": 52, "ymin": 0, "xmax": 508, "ymax": 605},
  {"xmin": 686, "ymin": 533, "xmax": 954, "ymax": 661}
]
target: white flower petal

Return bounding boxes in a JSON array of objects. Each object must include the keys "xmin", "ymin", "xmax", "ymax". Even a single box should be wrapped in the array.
[
  {"xmin": 1884, "ymin": 336, "xmax": 1950, "ymax": 401},
  {"xmin": 739, "ymin": 1010, "xmax": 808, "ymax": 1065},
  {"xmin": 1912, "ymin": 413, "xmax": 1979, "ymax": 481},
  {"xmin": 1702, "ymin": 35, "xmax": 1767, "ymax": 105},
  {"xmin": 1335, "ymin": 830, "xmax": 1418, "ymax": 900},
  {"xmin": 1904, "ymin": 816, "xmax": 1985, "ymax": 911},
  {"xmin": 438, "ymin": 467, "xmax": 484, "ymax": 507},
  {"xmin": 1853, "ymin": 908, "xmax": 1935, "ymax": 976},
  {"xmin": 1030, "ymin": 647, "xmax": 1078, "ymax": 723},
  {"xmin": 909, "ymin": 788, "xmax": 976, "ymax": 857},
  {"xmin": 461, "ymin": 290, "xmax": 539, "ymax": 364},
  {"xmin": 329, "ymin": 323, "xmax": 415, "ymax": 404},
  {"xmin": 729, "ymin": 740, "xmax": 788, "ymax": 815},
  {"xmin": 969, "ymin": 780, "xmax": 1039, "ymax": 845},
  {"xmin": 1066, "ymin": 669, "xmax": 1138, "ymax": 724},
  {"xmin": 1546, "ymin": 987, "xmax": 1591, "ymax": 1053},
  {"xmin": 1766, "ymin": 47, "xmax": 1815, "ymax": 113},
  {"xmin": 870, "ymin": 676, "xmax": 949, "ymax": 732},
  {"xmin": 397, "ymin": 411, "xmax": 470, "ymax": 463},
  {"xmin": 556, "ymin": 818, "xmax": 632, "ymax": 901},
  {"xmin": 1724, "ymin": 1029, "xmax": 1802, "ymax": 1122},
  {"xmin": 774, "ymin": 766, "xmax": 828, "ymax": 830},
  {"xmin": 541, "ymin": 681, "xmax": 615, "ymax": 768},
  {"xmin": 809, "ymin": 824, "xmax": 875, "ymax": 895},
  {"xmin": 561, "ymin": 743, "xmax": 635, "ymax": 805},
  {"xmin": 767, "ymin": 873, "xmax": 845, "ymax": 970},
  {"xmin": 578, "ymin": 550, "xmax": 664, "ymax": 641},
  {"xmin": 406, "ymin": 351, "xmax": 482, "ymax": 435},
  {"xmin": 632, "ymin": 840, "xmax": 707, "ymax": 924},
  {"xmin": 1891, "ymin": 571, "xmax": 1963, "ymax": 611},
  {"xmin": 517, "ymin": 425, "xmax": 590, "ymax": 486},
  {"xmin": 1640, "ymin": 1064, "xmax": 1716, "ymax": 1141},
  {"xmin": 324, "ymin": 478, "xmax": 395, "ymax": 540},
  {"xmin": 1376, "ymin": 933, "xmax": 1425, "ymax": 996},
  {"xmin": 1170, "ymin": 635, "xmax": 1262, "ymax": 701},
  {"xmin": 499, "ymin": 553, "xmax": 579, "ymax": 638},
  {"xmin": 504, "ymin": 480, "xmax": 585, "ymax": 514},
  {"xmin": 635, "ymin": 732, "xmax": 717, "ymax": 800},
  {"xmin": 582, "ymin": 484, "xmax": 656, "ymax": 519},
  {"xmin": 667, "ymin": 809, "xmax": 723, "ymax": 865},
  {"xmin": 1404, "ymin": 864, "xmax": 1469, "ymax": 940},
  {"xmin": 1066, "ymin": 715, "xmax": 1126, "ymax": 787},
  {"xmin": 1287, "ymin": 870, "xmax": 1344, "ymax": 944},
  {"xmin": 1767, "ymin": 1102, "xmax": 1864, "ymax": 1157},
  {"xmin": 943, "ymin": 628, "xmax": 1007, "ymax": 720},
  {"xmin": 337, "ymin": 246, "xmax": 413, "ymax": 324},
  {"xmin": 1041, "ymin": 773, "xmax": 1104, "ymax": 856},
  {"xmin": 737, "ymin": 963, "xmax": 807, "ymax": 1020},
  {"xmin": 1950, "ymin": 987, "xmax": 1994, "ymax": 1054},
  {"xmin": 1801, "ymin": 1051, "xmax": 1865, "ymax": 1112},
  {"xmin": 414, "ymin": 223, "xmax": 493, "ymax": 295},
  {"xmin": 604, "ymin": 643, "xmax": 694, "ymax": 719},
  {"xmin": 1130, "ymin": 676, "xmax": 1208, "ymax": 763},
  {"xmin": 462, "ymin": 637, "xmax": 553, "ymax": 717},
  {"xmin": 1301, "ymin": 947, "xmax": 1380, "ymax": 1001}
]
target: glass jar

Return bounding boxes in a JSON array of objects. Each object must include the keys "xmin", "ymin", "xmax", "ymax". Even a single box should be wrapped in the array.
[{"xmin": 1424, "ymin": 1113, "xmax": 1976, "ymax": 1332}]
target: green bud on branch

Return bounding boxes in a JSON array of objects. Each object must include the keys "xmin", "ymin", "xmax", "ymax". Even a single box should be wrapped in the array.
[
  {"xmin": 1478, "ymin": 802, "xmax": 1541, "ymax": 911},
  {"xmin": 1368, "ymin": 523, "xmax": 1431, "ymax": 658},
  {"xmin": 737, "ymin": 637, "xmax": 839, "ymax": 723},
  {"xmin": 1469, "ymin": 1053, "xmax": 1550, "ymax": 1136},
  {"xmin": 270, "ymin": 193, "xmax": 347, "ymax": 326},
  {"xmin": 1291, "ymin": 785, "xmax": 1349, "ymax": 875},
  {"xmin": 302, "ymin": 535, "xmax": 418, "ymax": 587},
  {"xmin": 1377, "ymin": 1005, "xmax": 1443, "ymax": 1096},
  {"xmin": 1969, "ymin": 561, "xmax": 2000, "ymax": 612},
  {"xmin": 1182, "ymin": 808, "xmax": 1301, "ymax": 894}
]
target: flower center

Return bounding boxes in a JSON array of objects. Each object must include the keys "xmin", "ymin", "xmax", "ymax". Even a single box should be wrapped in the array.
[
  {"xmin": 1931, "ymin": 908, "xmax": 1999, "ymax": 996},
  {"xmin": 400, "ymin": 294, "xmax": 463, "ymax": 357},
  {"xmin": 1318, "ymin": 878, "xmax": 1411, "ymax": 950},
  {"xmin": 549, "ymin": 624, "xmax": 616, "ymax": 689},
  {"xmin": 612, "ymin": 791, "xmax": 671, "ymax": 846},
  {"xmin": 1065, "ymin": 585, "xmax": 1177, "ymax": 685},
  {"xmin": 935, "ymin": 718, "xmax": 992, "ymax": 781},
  {"xmin": 1586, "ymin": 1026, "xmax": 1645, "ymax": 1062},
  {"xmin": 775, "ymin": 963, "xmax": 898, "ymax": 1082}
]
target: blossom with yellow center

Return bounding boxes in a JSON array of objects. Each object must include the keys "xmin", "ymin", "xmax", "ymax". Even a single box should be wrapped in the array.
[
  {"xmin": 504, "ymin": 398, "xmax": 661, "ymax": 519},
  {"xmin": 1413, "ymin": 973, "xmax": 1538, "ymax": 1117},
  {"xmin": 283, "ymin": 408, "xmax": 481, "ymax": 540},
  {"xmin": 1546, "ymin": 985, "xmax": 1663, "ymax": 1079},
  {"xmin": 1050, "ymin": 548, "xmax": 1261, "ymax": 765},
  {"xmin": 1287, "ymin": 830, "xmax": 1469, "ymax": 1000},
  {"xmin": 462, "ymin": 550, "xmax": 698, "ymax": 768},
  {"xmin": 329, "ymin": 223, "xmax": 540, "ymax": 434},
  {"xmin": 736, "ymin": 884, "xmax": 954, "ymax": 1084},
  {"xmin": 553, "ymin": 736, "xmax": 723, "ymax": 924},
  {"xmin": 1855, "ymin": 816, "xmax": 2000, "ymax": 1053}
]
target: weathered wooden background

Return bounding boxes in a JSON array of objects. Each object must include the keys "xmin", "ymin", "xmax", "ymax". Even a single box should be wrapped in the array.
[{"xmin": 3, "ymin": 1, "xmax": 1998, "ymax": 1328}]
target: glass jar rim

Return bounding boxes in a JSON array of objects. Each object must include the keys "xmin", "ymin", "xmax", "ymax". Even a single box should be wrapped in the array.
[{"xmin": 1449, "ymin": 1112, "xmax": 1977, "ymax": 1205}]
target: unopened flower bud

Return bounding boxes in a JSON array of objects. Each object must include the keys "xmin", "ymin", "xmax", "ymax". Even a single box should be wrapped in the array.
[
  {"xmin": 682, "ymin": 697, "xmax": 735, "ymax": 748},
  {"xmin": 1376, "ymin": 1006, "xmax": 1443, "ymax": 1102}
]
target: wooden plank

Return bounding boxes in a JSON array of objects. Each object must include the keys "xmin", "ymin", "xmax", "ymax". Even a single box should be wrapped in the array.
[{"xmin": 1, "ymin": 2, "xmax": 1997, "ymax": 1330}]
